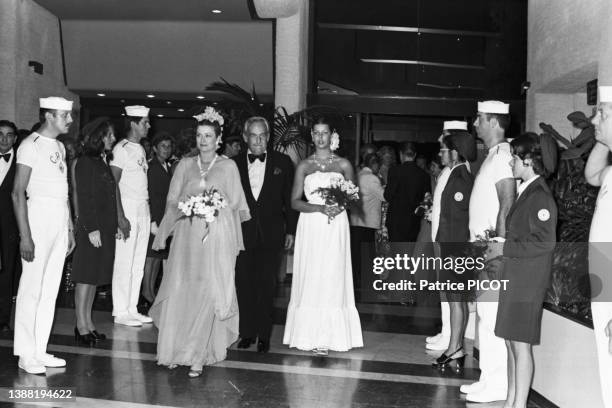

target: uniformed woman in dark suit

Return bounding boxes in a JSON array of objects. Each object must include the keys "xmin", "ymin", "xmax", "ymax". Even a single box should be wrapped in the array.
[
  {"xmin": 494, "ymin": 133, "xmax": 557, "ymax": 408},
  {"xmin": 72, "ymin": 118, "xmax": 118, "ymax": 345},
  {"xmin": 433, "ymin": 131, "xmax": 476, "ymax": 369}
]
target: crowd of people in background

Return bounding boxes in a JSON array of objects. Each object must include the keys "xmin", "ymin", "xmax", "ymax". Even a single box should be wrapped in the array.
[{"xmin": 0, "ymin": 89, "xmax": 610, "ymax": 407}]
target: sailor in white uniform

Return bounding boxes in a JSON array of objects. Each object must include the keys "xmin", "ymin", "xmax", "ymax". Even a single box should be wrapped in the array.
[
  {"xmin": 463, "ymin": 100, "xmax": 516, "ymax": 403},
  {"xmin": 110, "ymin": 105, "xmax": 152, "ymax": 327},
  {"xmin": 12, "ymin": 96, "xmax": 76, "ymax": 374},
  {"xmin": 586, "ymin": 85, "xmax": 612, "ymax": 408}
]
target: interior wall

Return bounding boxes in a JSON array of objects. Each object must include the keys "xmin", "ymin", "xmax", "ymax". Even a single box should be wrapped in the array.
[
  {"xmin": 526, "ymin": 0, "xmax": 612, "ymax": 135},
  {"xmin": 0, "ymin": 0, "xmax": 78, "ymax": 130},
  {"xmin": 61, "ymin": 20, "xmax": 274, "ymax": 95}
]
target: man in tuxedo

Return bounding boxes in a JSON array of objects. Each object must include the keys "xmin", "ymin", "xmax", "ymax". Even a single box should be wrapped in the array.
[
  {"xmin": 233, "ymin": 116, "xmax": 297, "ymax": 353},
  {"xmin": 384, "ymin": 142, "xmax": 430, "ymax": 242},
  {"xmin": 0, "ymin": 120, "xmax": 19, "ymax": 332}
]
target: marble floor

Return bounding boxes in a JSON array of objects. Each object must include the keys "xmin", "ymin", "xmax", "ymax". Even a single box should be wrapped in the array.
[{"xmin": 0, "ymin": 283, "xmax": 546, "ymax": 408}]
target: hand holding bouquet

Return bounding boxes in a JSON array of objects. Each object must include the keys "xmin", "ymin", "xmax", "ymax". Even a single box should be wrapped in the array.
[
  {"xmin": 414, "ymin": 192, "xmax": 433, "ymax": 222},
  {"xmin": 315, "ymin": 177, "xmax": 360, "ymax": 223},
  {"xmin": 178, "ymin": 188, "xmax": 227, "ymax": 242}
]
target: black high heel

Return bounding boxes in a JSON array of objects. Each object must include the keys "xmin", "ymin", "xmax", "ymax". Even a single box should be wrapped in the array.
[
  {"xmin": 74, "ymin": 327, "xmax": 95, "ymax": 346},
  {"xmin": 433, "ymin": 347, "xmax": 466, "ymax": 372},
  {"xmin": 89, "ymin": 330, "xmax": 106, "ymax": 341}
]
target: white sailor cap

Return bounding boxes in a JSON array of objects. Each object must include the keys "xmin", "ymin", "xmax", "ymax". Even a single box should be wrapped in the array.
[
  {"xmin": 443, "ymin": 121, "xmax": 468, "ymax": 131},
  {"xmin": 477, "ymin": 100, "xmax": 510, "ymax": 114},
  {"xmin": 125, "ymin": 105, "xmax": 150, "ymax": 117},
  {"xmin": 39, "ymin": 97, "xmax": 73, "ymax": 111},
  {"xmin": 599, "ymin": 86, "xmax": 612, "ymax": 103}
]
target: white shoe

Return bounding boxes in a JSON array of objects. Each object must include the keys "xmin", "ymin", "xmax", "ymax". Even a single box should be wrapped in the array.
[
  {"xmin": 130, "ymin": 312, "xmax": 153, "ymax": 324},
  {"xmin": 37, "ymin": 353, "xmax": 66, "ymax": 368},
  {"xmin": 466, "ymin": 388, "xmax": 507, "ymax": 403},
  {"xmin": 114, "ymin": 315, "xmax": 143, "ymax": 327},
  {"xmin": 425, "ymin": 336, "xmax": 449, "ymax": 351},
  {"xmin": 425, "ymin": 333, "xmax": 442, "ymax": 344},
  {"xmin": 460, "ymin": 381, "xmax": 485, "ymax": 394},
  {"xmin": 18, "ymin": 358, "xmax": 46, "ymax": 374}
]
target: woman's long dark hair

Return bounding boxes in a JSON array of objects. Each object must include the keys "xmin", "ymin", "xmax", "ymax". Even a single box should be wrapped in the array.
[{"xmin": 81, "ymin": 117, "xmax": 114, "ymax": 159}]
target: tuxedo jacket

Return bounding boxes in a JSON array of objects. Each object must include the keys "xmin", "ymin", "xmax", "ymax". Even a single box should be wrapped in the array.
[
  {"xmin": 0, "ymin": 156, "xmax": 18, "ymax": 239},
  {"xmin": 384, "ymin": 161, "xmax": 431, "ymax": 238},
  {"xmin": 233, "ymin": 151, "xmax": 297, "ymax": 250},
  {"xmin": 147, "ymin": 158, "xmax": 171, "ymax": 225}
]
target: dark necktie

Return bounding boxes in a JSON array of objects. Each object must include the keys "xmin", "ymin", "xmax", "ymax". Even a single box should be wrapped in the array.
[
  {"xmin": 248, "ymin": 153, "xmax": 266, "ymax": 164},
  {"xmin": 0, "ymin": 153, "xmax": 10, "ymax": 162}
]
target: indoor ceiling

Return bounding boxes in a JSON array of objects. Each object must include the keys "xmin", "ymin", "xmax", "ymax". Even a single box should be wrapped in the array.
[{"xmin": 33, "ymin": 0, "xmax": 255, "ymax": 21}]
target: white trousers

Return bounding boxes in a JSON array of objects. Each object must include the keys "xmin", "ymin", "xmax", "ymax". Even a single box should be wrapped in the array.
[
  {"xmin": 476, "ymin": 297, "xmax": 508, "ymax": 393},
  {"xmin": 14, "ymin": 198, "xmax": 69, "ymax": 359},
  {"xmin": 112, "ymin": 199, "xmax": 150, "ymax": 316},
  {"xmin": 592, "ymin": 302, "xmax": 612, "ymax": 408}
]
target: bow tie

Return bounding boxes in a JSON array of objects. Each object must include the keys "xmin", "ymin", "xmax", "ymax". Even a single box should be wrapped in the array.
[
  {"xmin": 0, "ymin": 153, "xmax": 10, "ymax": 162},
  {"xmin": 248, "ymin": 153, "xmax": 266, "ymax": 163}
]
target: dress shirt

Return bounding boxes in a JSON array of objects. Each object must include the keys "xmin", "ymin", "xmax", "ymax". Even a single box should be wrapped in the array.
[
  {"xmin": 0, "ymin": 148, "xmax": 14, "ymax": 186},
  {"xmin": 247, "ymin": 149, "xmax": 267, "ymax": 200}
]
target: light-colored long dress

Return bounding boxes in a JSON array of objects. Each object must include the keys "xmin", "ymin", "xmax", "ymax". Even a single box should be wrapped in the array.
[
  {"xmin": 150, "ymin": 156, "xmax": 250, "ymax": 367},
  {"xmin": 283, "ymin": 171, "xmax": 363, "ymax": 351}
]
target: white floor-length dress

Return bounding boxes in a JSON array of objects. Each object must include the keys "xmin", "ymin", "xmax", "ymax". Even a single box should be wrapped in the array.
[{"xmin": 283, "ymin": 171, "xmax": 363, "ymax": 351}]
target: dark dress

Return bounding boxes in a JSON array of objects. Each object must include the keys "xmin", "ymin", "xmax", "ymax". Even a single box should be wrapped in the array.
[
  {"xmin": 495, "ymin": 176, "xmax": 557, "ymax": 344},
  {"xmin": 147, "ymin": 158, "xmax": 171, "ymax": 258},
  {"xmin": 71, "ymin": 156, "xmax": 118, "ymax": 285},
  {"xmin": 435, "ymin": 163, "xmax": 474, "ymax": 301}
]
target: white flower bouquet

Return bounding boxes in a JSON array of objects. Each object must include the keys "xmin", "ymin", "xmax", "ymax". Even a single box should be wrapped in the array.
[
  {"xmin": 178, "ymin": 188, "xmax": 227, "ymax": 242},
  {"xmin": 315, "ymin": 177, "xmax": 360, "ymax": 223}
]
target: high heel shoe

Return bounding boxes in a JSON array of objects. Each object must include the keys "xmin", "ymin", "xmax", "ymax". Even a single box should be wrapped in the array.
[
  {"xmin": 89, "ymin": 330, "xmax": 106, "ymax": 341},
  {"xmin": 188, "ymin": 365, "xmax": 203, "ymax": 378},
  {"xmin": 433, "ymin": 347, "xmax": 466, "ymax": 372},
  {"xmin": 74, "ymin": 327, "xmax": 95, "ymax": 346}
]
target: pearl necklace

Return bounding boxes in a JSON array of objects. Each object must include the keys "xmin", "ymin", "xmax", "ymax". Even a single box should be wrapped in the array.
[
  {"xmin": 197, "ymin": 154, "xmax": 218, "ymax": 188},
  {"xmin": 312, "ymin": 153, "xmax": 335, "ymax": 171}
]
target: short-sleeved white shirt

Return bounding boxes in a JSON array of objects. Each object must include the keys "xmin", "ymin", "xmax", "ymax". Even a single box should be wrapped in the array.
[
  {"xmin": 468, "ymin": 141, "xmax": 513, "ymax": 240},
  {"xmin": 110, "ymin": 139, "xmax": 148, "ymax": 201},
  {"xmin": 590, "ymin": 167, "xmax": 612, "ymax": 242},
  {"xmin": 16, "ymin": 133, "xmax": 68, "ymax": 200}
]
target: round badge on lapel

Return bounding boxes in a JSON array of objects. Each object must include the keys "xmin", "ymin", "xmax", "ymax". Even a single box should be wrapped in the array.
[
  {"xmin": 454, "ymin": 192, "xmax": 464, "ymax": 202},
  {"xmin": 537, "ymin": 209, "xmax": 550, "ymax": 221}
]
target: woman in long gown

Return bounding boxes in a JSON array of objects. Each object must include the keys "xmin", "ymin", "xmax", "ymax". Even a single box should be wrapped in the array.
[
  {"xmin": 283, "ymin": 117, "xmax": 363, "ymax": 355},
  {"xmin": 150, "ymin": 110, "xmax": 250, "ymax": 377}
]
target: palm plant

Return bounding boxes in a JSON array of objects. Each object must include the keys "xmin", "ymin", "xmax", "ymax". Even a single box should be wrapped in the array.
[{"xmin": 204, "ymin": 78, "xmax": 344, "ymax": 162}]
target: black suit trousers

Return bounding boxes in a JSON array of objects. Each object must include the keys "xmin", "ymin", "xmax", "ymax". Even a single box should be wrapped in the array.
[
  {"xmin": 0, "ymin": 215, "xmax": 20, "ymax": 325},
  {"xmin": 235, "ymin": 248, "xmax": 281, "ymax": 340}
]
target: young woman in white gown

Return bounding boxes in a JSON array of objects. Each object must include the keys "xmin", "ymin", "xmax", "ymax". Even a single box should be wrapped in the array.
[{"xmin": 283, "ymin": 117, "xmax": 363, "ymax": 355}]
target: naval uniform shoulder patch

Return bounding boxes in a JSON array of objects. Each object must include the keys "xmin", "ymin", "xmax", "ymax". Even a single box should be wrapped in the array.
[
  {"xmin": 454, "ymin": 192, "xmax": 464, "ymax": 202},
  {"xmin": 537, "ymin": 209, "xmax": 550, "ymax": 221}
]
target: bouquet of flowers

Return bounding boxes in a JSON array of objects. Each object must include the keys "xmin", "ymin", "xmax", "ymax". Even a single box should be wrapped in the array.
[
  {"xmin": 414, "ymin": 192, "xmax": 433, "ymax": 222},
  {"xmin": 178, "ymin": 188, "xmax": 227, "ymax": 242},
  {"xmin": 315, "ymin": 177, "xmax": 360, "ymax": 223},
  {"xmin": 471, "ymin": 228, "xmax": 503, "ymax": 280}
]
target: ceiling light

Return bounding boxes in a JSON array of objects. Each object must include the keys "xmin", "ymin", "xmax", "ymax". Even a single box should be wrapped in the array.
[
  {"xmin": 120, "ymin": 99, "xmax": 125, "ymax": 103},
  {"xmin": 157, "ymin": 114, "xmax": 164, "ymax": 118},
  {"xmin": 121, "ymin": 113, "xmax": 125, "ymax": 116},
  {"xmin": 147, "ymin": 94, "xmax": 155, "ymax": 98},
  {"xmin": 97, "ymin": 93, "xmax": 106, "ymax": 97},
  {"xmin": 212, "ymin": 9, "xmax": 222, "ymax": 14},
  {"xmin": 196, "ymin": 95, "xmax": 205, "ymax": 99},
  {"xmin": 177, "ymin": 108, "xmax": 185, "ymax": 112},
  {"xmin": 166, "ymin": 101, "xmax": 172, "ymax": 105}
]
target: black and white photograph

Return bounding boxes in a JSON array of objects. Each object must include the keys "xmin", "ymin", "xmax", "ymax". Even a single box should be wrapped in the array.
[{"xmin": 1, "ymin": 0, "xmax": 612, "ymax": 407}]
